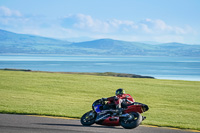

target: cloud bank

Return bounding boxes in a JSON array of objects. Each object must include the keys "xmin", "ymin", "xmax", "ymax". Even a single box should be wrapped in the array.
[
  {"xmin": 0, "ymin": 6, "xmax": 197, "ymax": 43},
  {"xmin": 0, "ymin": 6, "xmax": 22, "ymax": 17}
]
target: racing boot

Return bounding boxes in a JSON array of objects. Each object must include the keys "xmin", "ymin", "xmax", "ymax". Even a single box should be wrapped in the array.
[{"xmin": 142, "ymin": 116, "xmax": 146, "ymax": 121}]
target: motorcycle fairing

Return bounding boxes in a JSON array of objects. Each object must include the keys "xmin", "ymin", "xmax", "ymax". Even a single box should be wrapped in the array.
[{"xmin": 96, "ymin": 116, "xmax": 120, "ymax": 126}]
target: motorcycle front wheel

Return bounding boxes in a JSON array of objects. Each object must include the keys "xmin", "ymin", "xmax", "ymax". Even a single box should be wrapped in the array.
[
  {"xmin": 120, "ymin": 112, "xmax": 142, "ymax": 129},
  {"xmin": 80, "ymin": 110, "xmax": 96, "ymax": 126}
]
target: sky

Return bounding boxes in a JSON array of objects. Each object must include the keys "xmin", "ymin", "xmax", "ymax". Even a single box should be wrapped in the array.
[{"xmin": 0, "ymin": 0, "xmax": 200, "ymax": 44}]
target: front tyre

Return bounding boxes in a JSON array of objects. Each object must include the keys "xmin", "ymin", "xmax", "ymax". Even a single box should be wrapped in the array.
[
  {"xmin": 80, "ymin": 111, "xmax": 96, "ymax": 126},
  {"xmin": 120, "ymin": 112, "xmax": 142, "ymax": 129}
]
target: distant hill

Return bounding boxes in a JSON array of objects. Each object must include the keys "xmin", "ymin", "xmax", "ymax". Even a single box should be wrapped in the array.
[
  {"xmin": 70, "ymin": 39, "xmax": 200, "ymax": 56},
  {"xmin": 0, "ymin": 29, "xmax": 200, "ymax": 56},
  {"xmin": 0, "ymin": 29, "xmax": 70, "ymax": 54},
  {"xmin": 0, "ymin": 29, "xmax": 71, "ymax": 45},
  {"xmin": 70, "ymin": 39, "xmax": 153, "ymax": 55}
]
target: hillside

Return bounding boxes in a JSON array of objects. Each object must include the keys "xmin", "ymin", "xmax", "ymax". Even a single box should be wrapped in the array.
[
  {"xmin": 0, "ymin": 29, "xmax": 200, "ymax": 56},
  {"xmin": 0, "ymin": 29, "xmax": 70, "ymax": 54}
]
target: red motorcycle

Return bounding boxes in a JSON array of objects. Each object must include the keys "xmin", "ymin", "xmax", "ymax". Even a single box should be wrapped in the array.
[{"xmin": 81, "ymin": 98, "xmax": 149, "ymax": 129}]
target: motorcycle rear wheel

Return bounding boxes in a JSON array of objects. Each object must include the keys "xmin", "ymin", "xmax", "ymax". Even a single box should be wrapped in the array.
[
  {"xmin": 120, "ymin": 112, "xmax": 142, "ymax": 129},
  {"xmin": 80, "ymin": 111, "xmax": 96, "ymax": 126}
]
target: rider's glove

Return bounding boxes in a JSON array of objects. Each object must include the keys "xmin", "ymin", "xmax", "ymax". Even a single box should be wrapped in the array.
[
  {"xmin": 114, "ymin": 96, "xmax": 119, "ymax": 101},
  {"xmin": 101, "ymin": 98, "xmax": 107, "ymax": 101}
]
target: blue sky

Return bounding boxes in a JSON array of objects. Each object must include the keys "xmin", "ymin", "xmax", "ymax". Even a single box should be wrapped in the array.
[{"xmin": 0, "ymin": 0, "xmax": 200, "ymax": 44}]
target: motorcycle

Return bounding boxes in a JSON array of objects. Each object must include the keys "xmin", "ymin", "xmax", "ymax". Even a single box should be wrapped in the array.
[{"xmin": 80, "ymin": 97, "xmax": 149, "ymax": 129}]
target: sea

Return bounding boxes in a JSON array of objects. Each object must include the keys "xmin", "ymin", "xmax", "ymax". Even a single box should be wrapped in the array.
[{"xmin": 0, "ymin": 55, "xmax": 200, "ymax": 81}]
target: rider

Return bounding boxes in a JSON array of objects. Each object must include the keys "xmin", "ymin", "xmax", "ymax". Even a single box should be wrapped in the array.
[{"xmin": 101, "ymin": 88, "xmax": 135, "ymax": 114}]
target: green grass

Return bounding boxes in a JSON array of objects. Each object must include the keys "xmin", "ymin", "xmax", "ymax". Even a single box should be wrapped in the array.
[{"xmin": 0, "ymin": 70, "xmax": 199, "ymax": 130}]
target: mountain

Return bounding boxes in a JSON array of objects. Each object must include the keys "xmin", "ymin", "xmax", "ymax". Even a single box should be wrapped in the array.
[
  {"xmin": 157, "ymin": 42, "xmax": 200, "ymax": 56},
  {"xmin": 0, "ymin": 29, "xmax": 71, "ymax": 45},
  {"xmin": 70, "ymin": 39, "xmax": 200, "ymax": 56},
  {"xmin": 0, "ymin": 29, "xmax": 70, "ymax": 54},
  {"xmin": 0, "ymin": 29, "xmax": 200, "ymax": 56},
  {"xmin": 70, "ymin": 39, "xmax": 154, "ymax": 55},
  {"xmin": 65, "ymin": 36, "xmax": 95, "ymax": 42}
]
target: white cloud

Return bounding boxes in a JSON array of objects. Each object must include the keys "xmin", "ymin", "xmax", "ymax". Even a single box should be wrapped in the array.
[
  {"xmin": 61, "ymin": 14, "xmax": 195, "ymax": 37},
  {"xmin": 0, "ymin": 7, "xmax": 197, "ymax": 43},
  {"xmin": 0, "ymin": 6, "xmax": 54, "ymax": 35},
  {"xmin": 138, "ymin": 19, "xmax": 196, "ymax": 35},
  {"xmin": 0, "ymin": 6, "xmax": 22, "ymax": 17},
  {"xmin": 0, "ymin": 6, "xmax": 26, "ymax": 28},
  {"xmin": 61, "ymin": 14, "xmax": 139, "ymax": 33}
]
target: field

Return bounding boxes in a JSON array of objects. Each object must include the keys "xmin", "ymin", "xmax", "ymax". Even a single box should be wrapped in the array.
[{"xmin": 0, "ymin": 70, "xmax": 199, "ymax": 130}]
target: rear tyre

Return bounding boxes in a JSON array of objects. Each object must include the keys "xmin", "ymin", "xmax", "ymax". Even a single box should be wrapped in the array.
[
  {"xmin": 80, "ymin": 111, "xmax": 96, "ymax": 126},
  {"xmin": 120, "ymin": 112, "xmax": 142, "ymax": 129}
]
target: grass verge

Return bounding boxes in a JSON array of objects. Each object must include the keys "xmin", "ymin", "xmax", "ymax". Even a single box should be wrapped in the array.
[{"xmin": 0, "ymin": 70, "xmax": 199, "ymax": 130}]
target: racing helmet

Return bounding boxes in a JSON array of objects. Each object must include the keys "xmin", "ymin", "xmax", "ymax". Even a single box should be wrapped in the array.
[{"xmin": 115, "ymin": 88, "xmax": 125, "ymax": 96}]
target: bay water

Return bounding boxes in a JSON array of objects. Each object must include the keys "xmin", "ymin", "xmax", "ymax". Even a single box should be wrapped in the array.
[{"xmin": 0, "ymin": 55, "xmax": 199, "ymax": 81}]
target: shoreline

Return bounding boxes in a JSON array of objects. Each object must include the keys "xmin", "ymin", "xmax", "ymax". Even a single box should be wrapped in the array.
[
  {"xmin": 0, "ymin": 68, "xmax": 155, "ymax": 79},
  {"xmin": 1, "ymin": 68, "xmax": 200, "ymax": 81}
]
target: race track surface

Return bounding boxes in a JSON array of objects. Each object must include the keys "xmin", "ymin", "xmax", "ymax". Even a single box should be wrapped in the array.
[{"xmin": 0, "ymin": 114, "xmax": 198, "ymax": 133}]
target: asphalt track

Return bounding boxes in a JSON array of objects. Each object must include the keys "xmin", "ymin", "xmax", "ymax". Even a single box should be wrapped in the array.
[{"xmin": 0, "ymin": 114, "xmax": 199, "ymax": 133}]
